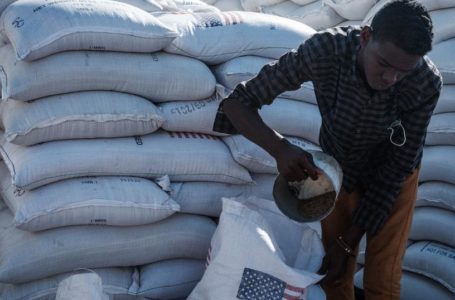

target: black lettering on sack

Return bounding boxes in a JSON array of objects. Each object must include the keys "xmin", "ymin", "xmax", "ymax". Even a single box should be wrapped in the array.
[
  {"xmin": 11, "ymin": 17, "xmax": 24, "ymax": 28},
  {"xmin": 135, "ymin": 136, "xmax": 143, "ymax": 145},
  {"xmin": 206, "ymin": 96, "xmax": 217, "ymax": 103},
  {"xmin": 13, "ymin": 188, "xmax": 25, "ymax": 197},
  {"xmin": 120, "ymin": 178, "xmax": 141, "ymax": 183},
  {"xmin": 33, "ymin": 4, "xmax": 46, "ymax": 12},
  {"xmin": 81, "ymin": 180, "xmax": 98, "ymax": 184},
  {"xmin": 90, "ymin": 219, "xmax": 107, "ymax": 224},
  {"xmin": 89, "ymin": 45, "xmax": 106, "ymax": 50},
  {"xmin": 170, "ymin": 101, "xmax": 207, "ymax": 115},
  {"xmin": 424, "ymin": 245, "xmax": 455, "ymax": 258},
  {"xmin": 425, "ymin": 246, "xmax": 436, "ymax": 253},
  {"xmin": 151, "ymin": 54, "xmax": 158, "ymax": 61}
]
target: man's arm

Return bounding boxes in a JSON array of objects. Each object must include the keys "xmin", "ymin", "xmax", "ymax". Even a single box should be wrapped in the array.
[
  {"xmin": 216, "ymin": 40, "xmax": 322, "ymax": 180},
  {"xmin": 223, "ymin": 99, "xmax": 321, "ymax": 181}
]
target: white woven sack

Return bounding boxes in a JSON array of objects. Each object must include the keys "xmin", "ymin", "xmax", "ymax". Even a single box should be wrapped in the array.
[
  {"xmin": 138, "ymin": 259, "xmax": 205, "ymax": 299},
  {"xmin": 0, "ymin": 130, "xmax": 253, "ymax": 190},
  {"xmin": 158, "ymin": 10, "xmax": 315, "ymax": 64},
  {"xmin": 429, "ymin": 39, "xmax": 455, "ymax": 85},
  {"xmin": 336, "ymin": 20, "xmax": 362, "ymax": 27},
  {"xmin": 1, "ymin": 268, "xmax": 136, "ymax": 300},
  {"xmin": 212, "ymin": 56, "xmax": 317, "ymax": 104},
  {"xmin": 56, "ymin": 273, "xmax": 108, "ymax": 300},
  {"xmin": 416, "ymin": 181, "xmax": 455, "ymax": 211},
  {"xmin": 115, "ymin": 0, "xmax": 163, "ymax": 11},
  {"xmin": 426, "ymin": 113, "xmax": 455, "ymax": 145},
  {"xmin": 402, "ymin": 241, "xmax": 455, "ymax": 293},
  {"xmin": 0, "ymin": 45, "xmax": 216, "ymax": 102},
  {"xmin": 0, "ymin": 0, "xmax": 15, "ymax": 18},
  {"xmin": 434, "ymin": 85, "xmax": 455, "ymax": 114},
  {"xmin": 354, "ymin": 268, "xmax": 454, "ymax": 300},
  {"xmin": 159, "ymin": 85, "xmax": 228, "ymax": 136},
  {"xmin": 0, "ymin": 207, "xmax": 216, "ymax": 283},
  {"xmin": 0, "ymin": 0, "xmax": 178, "ymax": 61},
  {"xmin": 1, "ymin": 91, "xmax": 165, "ymax": 146},
  {"xmin": 165, "ymin": 0, "xmax": 220, "ymax": 12},
  {"xmin": 430, "ymin": 8, "xmax": 455, "ymax": 45},
  {"xmin": 188, "ymin": 196, "xmax": 324, "ymax": 299},
  {"xmin": 260, "ymin": 0, "xmax": 344, "ymax": 31},
  {"xmin": 420, "ymin": 146, "xmax": 455, "ymax": 184},
  {"xmin": 170, "ymin": 174, "xmax": 275, "ymax": 216},
  {"xmin": 223, "ymin": 134, "xmax": 321, "ymax": 173},
  {"xmin": 212, "ymin": 0, "xmax": 243, "ymax": 11},
  {"xmin": 240, "ymin": 0, "xmax": 286, "ymax": 12},
  {"xmin": 291, "ymin": 0, "xmax": 318, "ymax": 5},
  {"xmin": 199, "ymin": 0, "xmax": 216, "ymax": 4},
  {"xmin": 323, "ymin": 0, "xmax": 376, "ymax": 20},
  {"xmin": 409, "ymin": 207, "xmax": 455, "ymax": 248},
  {"xmin": 356, "ymin": 234, "xmax": 366, "ymax": 265},
  {"xmin": 362, "ymin": 0, "xmax": 455, "ymax": 25},
  {"xmin": 0, "ymin": 163, "xmax": 180, "ymax": 232},
  {"xmin": 0, "ymin": 35, "xmax": 7, "ymax": 47},
  {"xmin": 260, "ymin": 98, "xmax": 322, "ymax": 143}
]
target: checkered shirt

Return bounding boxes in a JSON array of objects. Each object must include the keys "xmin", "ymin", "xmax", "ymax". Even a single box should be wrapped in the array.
[{"xmin": 213, "ymin": 26, "xmax": 442, "ymax": 234}]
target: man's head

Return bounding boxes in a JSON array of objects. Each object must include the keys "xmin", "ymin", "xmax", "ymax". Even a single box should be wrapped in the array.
[{"xmin": 358, "ymin": 0, "xmax": 433, "ymax": 91}]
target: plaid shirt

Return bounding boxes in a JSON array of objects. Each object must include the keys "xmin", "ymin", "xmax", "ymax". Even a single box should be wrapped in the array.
[{"xmin": 213, "ymin": 26, "xmax": 442, "ymax": 234}]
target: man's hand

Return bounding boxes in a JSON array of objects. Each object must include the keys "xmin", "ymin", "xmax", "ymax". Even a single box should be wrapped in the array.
[
  {"xmin": 221, "ymin": 98, "xmax": 321, "ymax": 182},
  {"xmin": 318, "ymin": 225, "xmax": 365, "ymax": 285},
  {"xmin": 273, "ymin": 139, "xmax": 323, "ymax": 182},
  {"xmin": 317, "ymin": 241, "xmax": 352, "ymax": 285}
]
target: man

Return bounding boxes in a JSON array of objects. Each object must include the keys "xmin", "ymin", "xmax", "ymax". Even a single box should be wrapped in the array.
[{"xmin": 212, "ymin": 1, "xmax": 442, "ymax": 299}]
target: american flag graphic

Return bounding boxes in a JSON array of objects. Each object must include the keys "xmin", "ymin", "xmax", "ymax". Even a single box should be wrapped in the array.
[
  {"xmin": 237, "ymin": 268, "xmax": 305, "ymax": 300},
  {"xmin": 195, "ymin": 12, "xmax": 243, "ymax": 28}
]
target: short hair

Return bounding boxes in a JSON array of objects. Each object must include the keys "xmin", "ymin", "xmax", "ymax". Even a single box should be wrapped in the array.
[{"xmin": 370, "ymin": 0, "xmax": 433, "ymax": 56}]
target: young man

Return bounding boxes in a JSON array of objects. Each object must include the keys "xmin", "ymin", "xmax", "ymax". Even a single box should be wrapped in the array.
[{"xmin": 213, "ymin": 1, "xmax": 442, "ymax": 299}]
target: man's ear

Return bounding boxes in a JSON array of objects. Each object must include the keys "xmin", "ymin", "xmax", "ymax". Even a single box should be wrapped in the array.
[{"xmin": 360, "ymin": 26, "xmax": 372, "ymax": 48}]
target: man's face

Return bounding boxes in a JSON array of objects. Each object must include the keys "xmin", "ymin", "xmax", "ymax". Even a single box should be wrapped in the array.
[{"xmin": 360, "ymin": 29, "xmax": 421, "ymax": 91}]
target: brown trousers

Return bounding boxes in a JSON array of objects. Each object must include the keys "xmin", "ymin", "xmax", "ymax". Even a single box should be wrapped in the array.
[{"xmin": 320, "ymin": 167, "xmax": 420, "ymax": 300}]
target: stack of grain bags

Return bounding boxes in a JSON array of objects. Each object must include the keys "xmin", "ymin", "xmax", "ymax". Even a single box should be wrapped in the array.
[
  {"xmin": 0, "ymin": 0, "xmax": 230, "ymax": 298},
  {"xmin": 0, "ymin": 0, "xmax": 330, "ymax": 298},
  {"xmin": 208, "ymin": 0, "xmax": 371, "ymax": 30},
  {"xmin": 153, "ymin": 5, "xmax": 330, "ymax": 298}
]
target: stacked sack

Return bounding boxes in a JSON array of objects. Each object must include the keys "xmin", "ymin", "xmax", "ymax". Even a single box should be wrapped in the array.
[
  {"xmin": 134, "ymin": 4, "xmax": 327, "ymax": 298},
  {"xmin": 154, "ymin": 7, "xmax": 320, "ymax": 217},
  {"xmin": 353, "ymin": 1, "xmax": 455, "ymax": 299},
  {"xmin": 0, "ymin": 0, "xmax": 329, "ymax": 298},
  {"xmin": 0, "ymin": 0, "xmax": 231, "ymax": 299}
]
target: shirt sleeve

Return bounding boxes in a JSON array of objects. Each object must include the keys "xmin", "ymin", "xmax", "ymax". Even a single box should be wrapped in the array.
[
  {"xmin": 212, "ymin": 40, "xmax": 316, "ymax": 134},
  {"xmin": 352, "ymin": 88, "xmax": 441, "ymax": 235}
]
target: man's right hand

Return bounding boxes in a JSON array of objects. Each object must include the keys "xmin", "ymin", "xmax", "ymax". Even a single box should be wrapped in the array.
[
  {"xmin": 274, "ymin": 139, "xmax": 322, "ymax": 182},
  {"xmin": 222, "ymin": 98, "xmax": 322, "ymax": 182}
]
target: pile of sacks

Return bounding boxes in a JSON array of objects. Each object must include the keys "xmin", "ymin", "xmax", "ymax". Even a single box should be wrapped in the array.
[
  {"xmin": 0, "ymin": 0, "xmax": 325, "ymax": 299},
  {"xmin": 0, "ymin": 1, "xmax": 219, "ymax": 297},
  {"xmin": 0, "ymin": 0, "xmax": 453, "ymax": 298}
]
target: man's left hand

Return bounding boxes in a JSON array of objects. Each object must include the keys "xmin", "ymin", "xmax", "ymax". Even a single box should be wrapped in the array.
[{"xmin": 318, "ymin": 225, "xmax": 365, "ymax": 285}]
